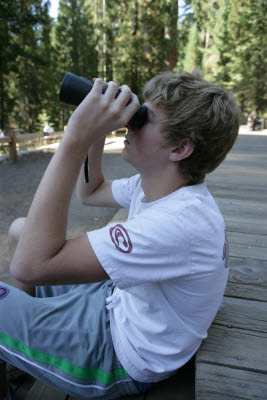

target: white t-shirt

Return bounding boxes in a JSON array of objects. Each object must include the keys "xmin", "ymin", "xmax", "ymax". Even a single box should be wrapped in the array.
[{"xmin": 87, "ymin": 174, "xmax": 229, "ymax": 382}]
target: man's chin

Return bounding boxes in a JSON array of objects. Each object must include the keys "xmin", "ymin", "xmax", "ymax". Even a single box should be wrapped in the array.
[{"xmin": 121, "ymin": 148, "xmax": 134, "ymax": 166}]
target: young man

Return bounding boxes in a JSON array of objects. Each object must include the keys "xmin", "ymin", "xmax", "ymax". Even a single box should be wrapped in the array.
[{"xmin": 0, "ymin": 71, "xmax": 240, "ymax": 399}]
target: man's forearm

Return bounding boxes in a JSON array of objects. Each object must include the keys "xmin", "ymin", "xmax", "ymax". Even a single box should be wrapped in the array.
[
  {"xmin": 76, "ymin": 136, "xmax": 106, "ymax": 204},
  {"xmin": 10, "ymin": 134, "xmax": 88, "ymax": 281},
  {"xmin": 9, "ymin": 79, "xmax": 139, "ymax": 283}
]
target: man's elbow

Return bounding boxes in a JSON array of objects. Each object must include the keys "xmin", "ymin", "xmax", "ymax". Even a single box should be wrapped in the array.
[
  {"xmin": 76, "ymin": 188, "xmax": 91, "ymax": 206},
  {"xmin": 10, "ymin": 259, "xmax": 39, "ymax": 285}
]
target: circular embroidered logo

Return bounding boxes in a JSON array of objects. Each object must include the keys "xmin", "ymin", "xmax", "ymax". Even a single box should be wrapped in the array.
[
  {"xmin": 0, "ymin": 286, "xmax": 10, "ymax": 299},
  {"xmin": 110, "ymin": 224, "xmax": 133, "ymax": 253}
]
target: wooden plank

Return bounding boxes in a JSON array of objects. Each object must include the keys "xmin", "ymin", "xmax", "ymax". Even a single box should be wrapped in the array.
[
  {"xmin": 214, "ymin": 297, "xmax": 267, "ymax": 332},
  {"xmin": 207, "ymin": 181, "xmax": 267, "ymax": 202},
  {"xmin": 196, "ymin": 324, "xmax": 267, "ymax": 373},
  {"xmin": 8, "ymin": 130, "xmax": 18, "ymax": 162},
  {"xmin": 227, "ymin": 256, "xmax": 267, "ymax": 294},
  {"xmin": 215, "ymin": 197, "xmax": 267, "ymax": 219},
  {"xmin": 44, "ymin": 131, "xmax": 64, "ymax": 138},
  {"xmin": 227, "ymin": 231, "xmax": 267, "ymax": 248},
  {"xmin": 26, "ymin": 380, "xmax": 67, "ymax": 400},
  {"xmin": 0, "ymin": 137, "xmax": 9, "ymax": 144},
  {"xmin": 224, "ymin": 214, "xmax": 267, "ymax": 229},
  {"xmin": 196, "ymin": 363, "xmax": 267, "ymax": 400},
  {"xmin": 207, "ymin": 174, "xmax": 267, "ymax": 188},
  {"xmin": 225, "ymin": 281, "xmax": 267, "ymax": 302},
  {"xmin": 229, "ymin": 243, "xmax": 267, "ymax": 260},
  {"xmin": 225, "ymin": 219, "xmax": 267, "ymax": 235},
  {"xmin": 16, "ymin": 133, "xmax": 43, "ymax": 142}
]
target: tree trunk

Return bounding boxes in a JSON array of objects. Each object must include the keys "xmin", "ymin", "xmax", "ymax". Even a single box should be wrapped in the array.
[
  {"xmin": 0, "ymin": 69, "xmax": 5, "ymax": 130},
  {"xmin": 165, "ymin": 0, "xmax": 178, "ymax": 70},
  {"xmin": 130, "ymin": 0, "xmax": 139, "ymax": 94}
]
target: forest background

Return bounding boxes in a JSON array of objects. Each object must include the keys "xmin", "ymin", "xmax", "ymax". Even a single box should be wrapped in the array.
[{"xmin": 0, "ymin": 0, "xmax": 266, "ymax": 133}]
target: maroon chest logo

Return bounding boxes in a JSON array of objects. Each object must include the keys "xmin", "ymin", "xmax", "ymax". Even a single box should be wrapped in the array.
[{"xmin": 110, "ymin": 224, "xmax": 133, "ymax": 253}]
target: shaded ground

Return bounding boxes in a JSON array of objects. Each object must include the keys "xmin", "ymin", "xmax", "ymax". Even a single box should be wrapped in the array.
[{"xmin": 0, "ymin": 141, "xmax": 136, "ymax": 284}]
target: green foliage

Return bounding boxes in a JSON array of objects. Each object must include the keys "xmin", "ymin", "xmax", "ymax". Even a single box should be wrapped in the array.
[
  {"xmin": 182, "ymin": 22, "xmax": 201, "ymax": 72},
  {"xmin": 0, "ymin": 0, "xmax": 266, "ymax": 132},
  {"xmin": 226, "ymin": 0, "xmax": 267, "ymax": 114}
]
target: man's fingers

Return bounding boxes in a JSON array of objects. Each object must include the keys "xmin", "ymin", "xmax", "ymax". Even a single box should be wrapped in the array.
[
  {"xmin": 88, "ymin": 78, "xmax": 139, "ymax": 125},
  {"xmin": 104, "ymin": 81, "xmax": 120, "ymax": 102},
  {"xmin": 115, "ymin": 85, "xmax": 133, "ymax": 108},
  {"xmin": 90, "ymin": 78, "xmax": 104, "ymax": 96},
  {"xmin": 121, "ymin": 93, "xmax": 140, "ymax": 123}
]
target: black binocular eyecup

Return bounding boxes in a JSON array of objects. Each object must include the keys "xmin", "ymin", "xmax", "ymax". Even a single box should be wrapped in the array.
[{"xmin": 59, "ymin": 72, "xmax": 147, "ymax": 128}]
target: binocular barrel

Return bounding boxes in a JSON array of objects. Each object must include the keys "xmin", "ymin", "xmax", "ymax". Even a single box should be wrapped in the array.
[{"xmin": 59, "ymin": 72, "xmax": 147, "ymax": 127}]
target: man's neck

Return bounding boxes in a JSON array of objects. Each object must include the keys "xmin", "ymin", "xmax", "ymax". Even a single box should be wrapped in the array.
[{"xmin": 140, "ymin": 167, "xmax": 187, "ymax": 203}]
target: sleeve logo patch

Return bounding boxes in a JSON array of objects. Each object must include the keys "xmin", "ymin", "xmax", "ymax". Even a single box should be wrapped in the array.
[
  {"xmin": 110, "ymin": 224, "xmax": 133, "ymax": 253},
  {"xmin": 0, "ymin": 286, "xmax": 10, "ymax": 299}
]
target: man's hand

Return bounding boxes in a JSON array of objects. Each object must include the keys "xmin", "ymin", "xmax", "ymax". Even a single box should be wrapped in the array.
[{"xmin": 65, "ymin": 79, "xmax": 140, "ymax": 146}]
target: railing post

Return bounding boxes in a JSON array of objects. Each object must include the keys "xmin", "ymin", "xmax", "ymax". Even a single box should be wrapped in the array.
[{"xmin": 8, "ymin": 129, "xmax": 18, "ymax": 163}]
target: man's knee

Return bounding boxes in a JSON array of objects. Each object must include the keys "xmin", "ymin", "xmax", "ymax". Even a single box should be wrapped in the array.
[{"xmin": 8, "ymin": 217, "xmax": 26, "ymax": 253}]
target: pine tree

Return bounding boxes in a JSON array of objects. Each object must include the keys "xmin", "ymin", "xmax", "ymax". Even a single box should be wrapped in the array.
[
  {"xmin": 227, "ymin": 0, "xmax": 267, "ymax": 114},
  {"xmin": 54, "ymin": 0, "xmax": 98, "ymax": 129},
  {"xmin": 0, "ymin": 1, "xmax": 22, "ymax": 130},
  {"xmin": 0, "ymin": 1, "xmax": 53, "ymax": 132},
  {"xmin": 182, "ymin": 22, "xmax": 201, "ymax": 71}
]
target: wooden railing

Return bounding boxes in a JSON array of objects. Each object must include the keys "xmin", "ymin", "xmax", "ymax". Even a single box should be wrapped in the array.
[
  {"xmin": 0, "ymin": 128, "xmax": 127, "ymax": 163},
  {"xmin": 0, "ymin": 130, "xmax": 64, "ymax": 162}
]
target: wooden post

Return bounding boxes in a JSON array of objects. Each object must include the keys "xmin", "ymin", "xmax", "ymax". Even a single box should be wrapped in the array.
[{"xmin": 8, "ymin": 129, "xmax": 18, "ymax": 163}]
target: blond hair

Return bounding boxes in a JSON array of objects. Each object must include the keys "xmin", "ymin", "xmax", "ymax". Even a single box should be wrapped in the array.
[{"xmin": 143, "ymin": 70, "xmax": 240, "ymax": 184}]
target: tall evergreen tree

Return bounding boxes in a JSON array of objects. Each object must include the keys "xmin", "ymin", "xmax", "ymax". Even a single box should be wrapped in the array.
[
  {"xmin": 182, "ymin": 21, "xmax": 201, "ymax": 71},
  {"xmin": 13, "ymin": 1, "xmax": 53, "ymax": 132},
  {"xmin": 0, "ymin": 0, "xmax": 20, "ymax": 130},
  {"xmin": 227, "ymin": 0, "xmax": 267, "ymax": 114},
  {"xmin": 0, "ymin": 1, "xmax": 53, "ymax": 132},
  {"xmin": 54, "ymin": 0, "xmax": 98, "ymax": 128}
]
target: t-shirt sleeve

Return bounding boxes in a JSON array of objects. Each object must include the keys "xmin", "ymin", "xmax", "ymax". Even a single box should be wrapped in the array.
[
  {"xmin": 111, "ymin": 174, "xmax": 140, "ymax": 209},
  {"xmin": 87, "ymin": 208, "xmax": 191, "ymax": 289}
]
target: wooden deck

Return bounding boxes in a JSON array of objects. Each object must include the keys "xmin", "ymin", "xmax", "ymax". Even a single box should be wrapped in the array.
[
  {"xmin": 195, "ymin": 133, "xmax": 267, "ymax": 399},
  {"xmin": 11, "ymin": 133, "xmax": 267, "ymax": 399}
]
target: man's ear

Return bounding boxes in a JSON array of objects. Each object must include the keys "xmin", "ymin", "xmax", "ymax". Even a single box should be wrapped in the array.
[{"xmin": 169, "ymin": 139, "xmax": 194, "ymax": 162}]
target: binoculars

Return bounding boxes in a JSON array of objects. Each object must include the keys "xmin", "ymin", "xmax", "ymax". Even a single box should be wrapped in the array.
[{"xmin": 59, "ymin": 72, "xmax": 147, "ymax": 127}]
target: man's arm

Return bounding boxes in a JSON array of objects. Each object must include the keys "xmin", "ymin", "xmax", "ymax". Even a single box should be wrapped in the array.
[
  {"xmin": 10, "ymin": 79, "xmax": 139, "ymax": 286},
  {"xmin": 76, "ymin": 136, "xmax": 120, "ymax": 207}
]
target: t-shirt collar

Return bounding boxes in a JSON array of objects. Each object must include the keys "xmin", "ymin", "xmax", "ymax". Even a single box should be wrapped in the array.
[{"xmin": 140, "ymin": 182, "xmax": 208, "ymax": 206}]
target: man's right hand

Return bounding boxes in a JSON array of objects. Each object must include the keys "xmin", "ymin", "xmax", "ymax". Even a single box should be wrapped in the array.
[{"xmin": 65, "ymin": 78, "xmax": 140, "ymax": 148}]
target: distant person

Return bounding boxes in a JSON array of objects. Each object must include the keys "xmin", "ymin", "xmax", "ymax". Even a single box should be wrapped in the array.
[
  {"xmin": 253, "ymin": 116, "xmax": 262, "ymax": 131},
  {"xmin": 0, "ymin": 129, "xmax": 5, "ymax": 138},
  {"xmin": 1, "ymin": 71, "xmax": 240, "ymax": 399},
  {"xmin": 43, "ymin": 122, "xmax": 54, "ymax": 135}
]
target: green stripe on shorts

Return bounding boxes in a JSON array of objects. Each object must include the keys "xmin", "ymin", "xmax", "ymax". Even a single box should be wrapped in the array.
[{"xmin": 0, "ymin": 332, "xmax": 129, "ymax": 384}]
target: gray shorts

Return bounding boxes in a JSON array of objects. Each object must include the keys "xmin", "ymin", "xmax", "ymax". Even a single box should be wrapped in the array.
[{"xmin": 0, "ymin": 281, "xmax": 140, "ymax": 399}]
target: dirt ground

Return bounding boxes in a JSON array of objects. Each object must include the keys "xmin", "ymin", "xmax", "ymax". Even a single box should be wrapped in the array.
[{"xmin": 0, "ymin": 140, "xmax": 136, "ymax": 285}]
